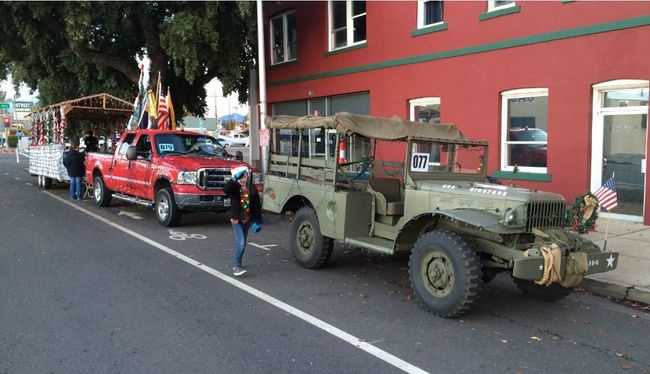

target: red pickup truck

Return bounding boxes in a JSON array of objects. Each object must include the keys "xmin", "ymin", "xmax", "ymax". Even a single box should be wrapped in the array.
[{"xmin": 85, "ymin": 129, "xmax": 261, "ymax": 226}]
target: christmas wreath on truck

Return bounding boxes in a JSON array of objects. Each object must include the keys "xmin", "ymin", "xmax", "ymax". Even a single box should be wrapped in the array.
[{"xmin": 567, "ymin": 192, "xmax": 599, "ymax": 234}]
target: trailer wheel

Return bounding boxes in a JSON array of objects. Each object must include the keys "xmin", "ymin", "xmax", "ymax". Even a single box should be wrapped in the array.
[
  {"xmin": 513, "ymin": 278, "xmax": 573, "ymax": 302},
  {"xmin": 155, "ymin": 187, "xmax": 182, "ymax": 227},
  {"xmin": 290, "ymin": 207, "xmax": 333, "ymax": 269},
  {"xmin": 42, "ymin": 176, "xmax": 52, "ymax": 190},
  {"xmin": 93, "ymin": 175, "xmax": 112, "ymax": 207},
  {"xmin": 409, "ymin": 229, "xmax": 482, "ymax": 318}
]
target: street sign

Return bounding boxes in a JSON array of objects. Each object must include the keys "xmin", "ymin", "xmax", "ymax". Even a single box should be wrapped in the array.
[{"xmin": 0, "ymin": 103, "xmax": 10, "ymax": 109}]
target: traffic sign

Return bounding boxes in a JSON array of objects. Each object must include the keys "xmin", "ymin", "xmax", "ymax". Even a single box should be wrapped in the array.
[{"xmin": 0, "ymin": 103, "xmax": 10, "ymax": 109}]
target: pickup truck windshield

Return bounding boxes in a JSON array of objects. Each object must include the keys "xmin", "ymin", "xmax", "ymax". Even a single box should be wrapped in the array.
[{"xmin": 154, "ymin": 133, "xmax": 227, "ymax": 156}]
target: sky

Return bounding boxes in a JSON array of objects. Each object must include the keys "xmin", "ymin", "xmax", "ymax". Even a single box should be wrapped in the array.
[
  {"xmin": 0, "ymin": 79, "xmax": 37, "ymax": 102},
  {"xmin": 0, "ymin": 76, "xmax": 249, "ymax": 118}
]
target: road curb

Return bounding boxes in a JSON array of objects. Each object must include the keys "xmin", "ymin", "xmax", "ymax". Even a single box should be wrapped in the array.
[
  {"xmin": 580, "ymin": 278, "xmax": 650, "ymax": 306},
  {"xmin": 628, "ymin": 286, "xmax": 650, "ymax": 305},
  {"xmin": 580, "ymin": 278, "xmax": 630, "ymax": 300}
]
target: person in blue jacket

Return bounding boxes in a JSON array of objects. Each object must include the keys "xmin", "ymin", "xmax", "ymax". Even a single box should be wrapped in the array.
[
  {"xmin": 63, "ymin": 144, "xmax": 86, "ymax": 200},
  {"xmin": 223, "ymin": 165, "xmax": 262, "ymax": 276}
]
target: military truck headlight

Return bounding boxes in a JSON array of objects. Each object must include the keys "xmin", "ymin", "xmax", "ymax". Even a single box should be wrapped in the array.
[
  {"xmin": 177, "ymin": 171, "xmax": 198, "ymax": 185},
  {"xmin": 504, "ymin": 208, "xmax": 516, "ymax": 225}
]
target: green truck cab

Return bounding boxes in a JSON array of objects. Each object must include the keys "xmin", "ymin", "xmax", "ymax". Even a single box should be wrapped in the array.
[{"xmin": 262, "ymin": 113, "xmax": 618, "ymax": 317}]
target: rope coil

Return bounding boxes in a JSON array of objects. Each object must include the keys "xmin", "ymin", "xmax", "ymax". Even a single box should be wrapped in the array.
[{"xmin": 535, "ymin": 243, "xmax": 563, "ymax": 286}]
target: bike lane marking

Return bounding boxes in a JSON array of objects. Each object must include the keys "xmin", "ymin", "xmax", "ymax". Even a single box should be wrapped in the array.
[
  {"xmin": 248, "ymin": 243, "xmax": 277, "ymax": 251},
  {"xmin": 44, "ymin": 190, "xmax": 429, "ymax": 374}
]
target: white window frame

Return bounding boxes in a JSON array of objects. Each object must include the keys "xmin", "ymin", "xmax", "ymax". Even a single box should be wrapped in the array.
[
  {"xmin": 500, "ymin": 88, "xmax": 548, "ymax": 173},
  {"xmin": 270, "ymin": 11, "xmax": 296, "ymax": 65},
  {"xmin": 328, "ymin": 0, "xmax": 366, "ymax": 51},
  {"xmin": 488, "ymin": 0, "xmax": 516, "ymax": 12},
  {"xmin": 417, "ymin": 0, "xmax": 443, "ymax": 29},
  {"xmin": 410, "ymin": 97, "xmax": 441, "ymax": 166}
]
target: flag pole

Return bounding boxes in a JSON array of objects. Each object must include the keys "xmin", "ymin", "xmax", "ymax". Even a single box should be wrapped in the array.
[
  {"xmin": 603, "ymin": 171, "xmax": 615, "ymax": 252},
  {"xmin": 603, "ymin": 210, "xmax": 610, "ymax": 251}
]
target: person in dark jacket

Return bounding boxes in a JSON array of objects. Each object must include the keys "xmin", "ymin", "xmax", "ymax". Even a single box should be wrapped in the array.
[
  {"xmin": 63, "ymin": 145, "xmax": 86, "ymax": 200},
  {"xmin": 223, "ymin": 165, "xmax": 262, "ymax": 276},
  {"xmin": 83, "ymin": 130, "xmax": 99, "ymax": 152}
]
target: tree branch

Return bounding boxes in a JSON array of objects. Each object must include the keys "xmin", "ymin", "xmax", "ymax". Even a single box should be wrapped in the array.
[
  {"xmin": 68, "ymin": 40, "xmax": 140, "ymax": 84},
  {"xmin": 135, "ymin": 4, "xmax": 167, "ymax": 86}
]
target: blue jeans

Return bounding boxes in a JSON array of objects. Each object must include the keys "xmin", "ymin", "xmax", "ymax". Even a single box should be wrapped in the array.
[
  {"xmin": 69, "ymin": 176, "xmax": 82, "ymax": 199},
  {"xmin": 232, "ymin": 221, "xmax": 251, "ymax": 267}
]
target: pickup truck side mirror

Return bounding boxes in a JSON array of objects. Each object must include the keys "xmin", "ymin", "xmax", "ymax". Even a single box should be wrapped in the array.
[
  {"xmin": 235, "ymin": 151, "xmax": 243, "ymax": 161},
  {"xmin": 126, "ymin": 145, "xmax": 137, "ymax": 161}
]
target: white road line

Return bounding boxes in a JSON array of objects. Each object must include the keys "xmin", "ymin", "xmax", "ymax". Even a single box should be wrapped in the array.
[
  {"xmin": 248, "ymin": 242, "xmax": 277, "ymax": 251},
  {"xmin": 43, "ymin": 190, "xmax": 429, "ymax": 374}
]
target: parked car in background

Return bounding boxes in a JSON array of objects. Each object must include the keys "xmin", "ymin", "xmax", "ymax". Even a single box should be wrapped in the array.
[
  {"xmin": 217, "ymin": 137, "xmax": 235, "ymax": 147},
  {"xmin": 220, "ymin": 133, "xmax": 249, "ymax": 147},
  {"xmin": 509, "ymin": 127, "xmax": 547, "ymax": 167}
]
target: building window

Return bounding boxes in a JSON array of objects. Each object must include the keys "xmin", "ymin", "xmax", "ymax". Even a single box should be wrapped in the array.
[
  {"xmin": 417, "ymin": 0, "xmax": 444, "ymax": 28},
  {"xmin": 270, "ymin": 11, "xmax": 297, "ymax": 65},
  {"xmin": 501, "ymin": 88, "xmax": 548, "ymax": 172},
  {"xmin": 488, "ymin": 0, "xmax": 515, "ymax": 11},
  {"xmin": 329, "ymin": 1, "xmax": 366, "ymax": 51},
  {"xmin": 410, "ymin": 97, "xmax": 441, "ymax": 164}
]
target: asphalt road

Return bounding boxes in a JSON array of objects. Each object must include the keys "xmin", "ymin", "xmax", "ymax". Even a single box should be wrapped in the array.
[{"xmin": 1, "ymin": 152, "xmax": 649, "ymax": 374}]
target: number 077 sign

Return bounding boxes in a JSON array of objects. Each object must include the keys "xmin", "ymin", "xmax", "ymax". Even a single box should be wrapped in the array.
[{"xmin": 410, "ymin": 152, "xmax": 430, "ymax": 172}]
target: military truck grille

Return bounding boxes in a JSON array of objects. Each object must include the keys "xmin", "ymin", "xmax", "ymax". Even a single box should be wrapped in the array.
[
  {"xmin": 525, "ymin": 202, "xmax": 566, "ymax": 231},
  {"xmin": 197, "ymin": 168, "xmax": 231, "ymax": 190}
]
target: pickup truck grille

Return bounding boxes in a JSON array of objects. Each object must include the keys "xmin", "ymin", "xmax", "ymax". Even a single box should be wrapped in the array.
[
  {"xmin": 526, "ymin": 201, "xmax": 566, "ymax": 231},
  {"xmin": 197, "ymin": 167, "xmax": 231, "ymax": 190}
]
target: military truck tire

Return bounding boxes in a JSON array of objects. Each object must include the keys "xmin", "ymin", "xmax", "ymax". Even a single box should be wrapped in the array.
[
  {"xmin": 93, "ymin": 175, "xmax": 112, "ymax": 207},
  {"xmin": 155, "ymin": 187, "xmax": 182, "ymax": 227},
  {"xmin": 290, "ymin": 207, "xmax": 333, "ymax": 269},
  {"xmin": 409, "ymin": 230, "xmax": 482, "ymax": 318},
  {"xmin": 513, "ymin": 278, "xmax": 573, "ymax": 302}
]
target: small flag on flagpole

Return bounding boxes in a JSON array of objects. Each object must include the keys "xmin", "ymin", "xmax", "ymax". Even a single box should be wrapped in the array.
[
  {"xmin": 167, "ymin": 87, "xmax": 176, "ymax": 130},
  {"xmin": 157, "ymin": 86, "xmax": 169, "ymax": 130},
  {"xmin": 593, "ymin": 176, "xmax": 617, "ymax": 211}
]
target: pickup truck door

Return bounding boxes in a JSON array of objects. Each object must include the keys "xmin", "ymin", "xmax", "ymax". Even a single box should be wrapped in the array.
[
  {"xmin": 110, "ymin": 133, "xmax": 136, "ymax": 194},
  {"xmin": 128, "ymin": 134, "xmax": 155, "ymax": 200}
]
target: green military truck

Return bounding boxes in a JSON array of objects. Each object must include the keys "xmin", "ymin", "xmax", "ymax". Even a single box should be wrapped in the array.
[{"xmin": 262, "ymin": 113, "xmax": 618, "ymax": 317}]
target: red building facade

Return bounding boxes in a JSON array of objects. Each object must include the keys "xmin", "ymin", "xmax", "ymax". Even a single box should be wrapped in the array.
[{"xmin": 262, "ymin": 1, "xmax": 650, "ymax": 224}]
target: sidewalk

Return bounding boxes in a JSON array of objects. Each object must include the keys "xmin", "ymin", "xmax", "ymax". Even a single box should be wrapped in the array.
[
  {"xmin": 582, "ymin": 219, "xmax": 650, "ymax": 305},
  {"xmin": 0, "ymin": 147, "xmax": 17, "ymax": 153}
]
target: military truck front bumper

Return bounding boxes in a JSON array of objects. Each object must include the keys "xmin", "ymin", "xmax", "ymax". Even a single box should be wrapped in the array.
[
  {"xmin": 174, "ymin": 192, "xmax": 231, "ymax": 212},
  {"xmin": 513, "ymin": 251, "xmax": 619, "ymax": 281}
]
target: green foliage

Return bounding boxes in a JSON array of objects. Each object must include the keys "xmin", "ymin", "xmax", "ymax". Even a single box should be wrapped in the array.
[
  {"xmin": 0, "ymin": 2, "xmax": 256, "ymax": 115},
  {"xmin": 7, "ymin": 135, "xmax": 18, "ymax": 148}
]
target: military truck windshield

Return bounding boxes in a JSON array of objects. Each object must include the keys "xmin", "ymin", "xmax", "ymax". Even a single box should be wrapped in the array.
[
  {"xmin": 409, "ymin": 140, "xmax": 486, "ymax": 178},
  {"xmin": 154, "ymin": 133, "xmax": 226, "ymax": 156}
]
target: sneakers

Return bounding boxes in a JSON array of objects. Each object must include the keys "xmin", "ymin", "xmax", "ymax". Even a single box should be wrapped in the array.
[{"xmin": 233, "ymin": 266, "xmax": 247, "ymax": 277}]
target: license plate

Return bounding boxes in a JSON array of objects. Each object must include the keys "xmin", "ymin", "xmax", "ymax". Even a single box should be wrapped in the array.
[{"xmin": 224, "ymin": 198, "xmax": 231, "ymax": 207}]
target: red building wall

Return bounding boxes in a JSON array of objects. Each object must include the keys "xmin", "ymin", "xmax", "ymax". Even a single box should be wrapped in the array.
[{"xmin": 264, "ymin": 1, "xmax": 650, "ymax": 223}]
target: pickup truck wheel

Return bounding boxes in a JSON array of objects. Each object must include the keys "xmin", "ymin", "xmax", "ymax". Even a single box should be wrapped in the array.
[
  {"xmin": 513, "ymin": 278, "xmax": 573, "ymax": 302},
  {"xmin": 93, "ymin": 175, "xmax": 112, "ymax": 207},
  {"xmin": 290, "ymin": 207, "xmax": 333, "ymax": 269},
  {"xmin": 409, "ymin": 229, "xmax": 482, "ymax": 318},
  {"xmin": 155, "ymin": 187, "xmax": 182, "ymax": 227}
]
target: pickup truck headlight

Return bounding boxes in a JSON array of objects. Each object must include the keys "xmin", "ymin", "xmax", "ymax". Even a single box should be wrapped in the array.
[
  {"xmin": 251, "ymin": 172, "xmax": 263, "ymax": 185},
  {"xmin": 177, "ymin": 171, "xmax": 198, "ymax": 185}
]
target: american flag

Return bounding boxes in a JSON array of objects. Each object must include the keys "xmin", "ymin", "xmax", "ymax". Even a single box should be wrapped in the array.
[
  {"xmin": 594, "ymin": 176, "xmax": 617, "ymax": 211},
  {"xmin": 157, "ymin": 89, "xmax": 169, "ymax": 130}
]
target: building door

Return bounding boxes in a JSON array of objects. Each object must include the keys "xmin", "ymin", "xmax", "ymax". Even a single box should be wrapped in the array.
[{"xmin": 592, "ymin": 80, "xmax": 649, "ymax": 220}]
